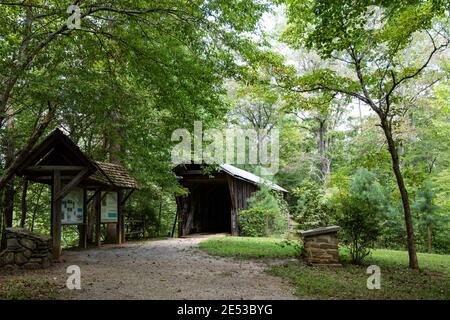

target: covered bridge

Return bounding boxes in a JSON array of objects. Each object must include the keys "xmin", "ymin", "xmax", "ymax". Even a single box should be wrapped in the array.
[{"xmin": 174, "ymin": 164, "xmax": 287, "ymax": 236}]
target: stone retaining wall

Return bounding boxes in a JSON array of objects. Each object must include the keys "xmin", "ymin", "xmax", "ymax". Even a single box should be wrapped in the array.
[
  {"xmin": 300, "ymin": 226, "xmax": 340, "ymax": 266},
  {"xmin": 0, "ymin": 227, "xmax": 52, "ymax": 269}
]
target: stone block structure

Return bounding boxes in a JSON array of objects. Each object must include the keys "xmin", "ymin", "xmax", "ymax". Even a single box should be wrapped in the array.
[
  {"xmin": 300, "ymin": 226, "xmax": 340, "ymax": 266},
  {"xmin": 0, "ymin": 228, "xmax": 52, "ymax": 269}
]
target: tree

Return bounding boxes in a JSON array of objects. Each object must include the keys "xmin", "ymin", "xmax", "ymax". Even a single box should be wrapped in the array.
[
  {"xmin": 278, "ymin": 0, "xmax": 450, "ymax": 269},
  {"xmin": 413, "ymin": 181, "xmax": 440, "ymax": 253},
  {"xmin": 0, "ymin": 0, "xmax": 270, "ymax": 192},
  {"xmin": 0, "ymin": 1, "xmax": 271, "ymax": 241},
  {"xmin": 334, "ymin": 168, "xmax": 387, "ymax": 264}
]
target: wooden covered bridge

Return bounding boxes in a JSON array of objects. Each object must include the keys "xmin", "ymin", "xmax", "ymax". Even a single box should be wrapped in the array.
[
  {"xmin": 13, "ymin": 129, "xmax": 139, "ymax": 260},
  {"xmin": 174, "ymin": 164, "xmax": 287, "ymax": 236}
]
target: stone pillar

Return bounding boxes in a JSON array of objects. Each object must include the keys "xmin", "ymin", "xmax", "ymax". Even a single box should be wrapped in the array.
[{"xmin": 300, "ymin": 226, "xmax": 340, "ymax": 266}]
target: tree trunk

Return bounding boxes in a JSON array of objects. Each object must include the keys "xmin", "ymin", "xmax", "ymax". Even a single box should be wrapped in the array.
[
  {"xmin": 381, "ymin": 119, "xmax": 419, "ymax": 269},
  {"xmin": 21, "ymin": 179, "xmax": 28, "ymax": 228},
  {"xmin": 1, "ymin": 114, "xmax": 16, "ymax": 249},
  {"xmin": 30, "ymin": 185, "xmax": 44, "ymax": 232},
  {"xmin": 104, "ymin": 109, "xmax": 124, "ymax": 243}
]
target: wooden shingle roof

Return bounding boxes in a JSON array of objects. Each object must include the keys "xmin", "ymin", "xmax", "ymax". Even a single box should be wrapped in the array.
[
  {"xmin": 15, "ymin": 129, "xmax": 139, "ymax": 190},
  {"xmin": 94, "ymin": 162, "xmax": 139, "ymax": 189}
]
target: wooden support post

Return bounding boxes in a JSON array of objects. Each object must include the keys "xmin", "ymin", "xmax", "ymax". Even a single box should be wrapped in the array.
[
  {"xmin": 116, "ymin": 191, "xmax": 122, "ymax": 244},
  {"xmin": 121, "ymin": 208, "xmax": 125, "ymax": 243},
  {"xmin": 52, "ymin": 170, "xmax": 62, "ymax": 260},
  {"xmin": 95, "ymin": 191, "xmax": 101, "ymax": 247},
  {"xmin": 78, "ymin": 188, "xmax": 88, "ymax": 249},
  {"xmin": 226, "ymin": 175, "xmax": 239, "ymax": 236}
]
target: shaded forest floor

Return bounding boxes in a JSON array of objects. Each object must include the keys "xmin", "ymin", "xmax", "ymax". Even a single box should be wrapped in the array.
[{"xmin": 0, "ymin": 235, "xmax": 296, "ymax": 300}]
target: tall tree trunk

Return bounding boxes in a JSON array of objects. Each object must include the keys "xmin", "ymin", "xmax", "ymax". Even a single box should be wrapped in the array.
[
  {"xmin": 104, "ymin": 110, "xmax": 124, "ymax": 243},
  {"xmin": 1, "ymin": 112, "xmax": 16, "ymax": 249},
  {"xmin": 381, "ymin": 118, "xmax": 419, "ymax": 269},
  {"xmin": 2, "ymin": 113, "xmax": 16, "ymax": 226}
]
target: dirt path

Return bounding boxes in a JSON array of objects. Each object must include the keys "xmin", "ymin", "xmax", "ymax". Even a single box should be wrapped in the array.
[{"xmin": 3, "ymin": 235, "xmax": 297, "ymax": 300}]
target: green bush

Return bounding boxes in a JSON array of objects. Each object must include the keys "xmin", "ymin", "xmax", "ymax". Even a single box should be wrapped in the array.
[
  {"xmin": 239, "ymin": 184, "xmax": 288, "ymax": 237},
  {"xmin": 239, "ymin": 208, "xmax": 276, "ymax": 237},
  {"xmin": 290, "ymin": 180, "xmax": 332, "ymax": 229}
]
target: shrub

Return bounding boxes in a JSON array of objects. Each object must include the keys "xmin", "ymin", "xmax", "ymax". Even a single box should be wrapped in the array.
[
  {"xmin": 239, "ymin": 184, "xmax": 288, "ymax": 237},
  {"xmin": 239, "ymin": 208, "xmax": 276, "ymax": 237},
  {"xmin": 290, "ymin": 181, "xmax": 332, "ymax": 230}
]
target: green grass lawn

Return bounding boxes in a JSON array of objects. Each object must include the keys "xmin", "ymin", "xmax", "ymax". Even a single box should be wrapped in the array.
[
  {"xmin": 198, "ymin": 236, "xmax": 300, "ymax": 258},
  {"xmin": 364, "ymin": 249, "xmax": 450, "ymax": 274},
  {"xmin": 199, "ymin": 236, "xmax": 450, "ymax": 300}
]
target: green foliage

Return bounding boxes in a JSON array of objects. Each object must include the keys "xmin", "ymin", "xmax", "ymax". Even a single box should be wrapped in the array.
[
  {"xmin": 290, "ymin": 181, "xmax": 332, "ymax": 229},
  {"xmin": 413, "ymin": 181, "xmax": 450, "ymax": 253},
  {"xmin": 0, "ymin": 0, "xmax": 271, "ymax": 243},
  {"xmin": 239, "ymin": 185, "xmax": 288, "ymax": 237},
  {"xmin": 239, "ymin": 208, "xmax": 276, "ymax": 237},
  {"xmin": 333, "ymin": 168, "xmax": 387, "ymax": 264},
  {"xmin": 199, "ymin": 236, "xmax": 300, "ymax": 259},
  {"xmin": 278, "ymin": 0, "xmax": 450, "ymax": 269}
]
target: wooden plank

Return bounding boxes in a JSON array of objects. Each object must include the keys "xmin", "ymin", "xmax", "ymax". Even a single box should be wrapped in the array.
[
  {"xmin": 52, "ymin": 170, "xmax": 62, "ymax": 260},
  {"xmin": 55, "ymin": 167, "xmax": 92, "ymax": 200},
  {"xmin": 226, "ymin": 175, "xmax": 239, "ymax": 236},
  {"xmin": 24, "ymin": 165, "xmax": 86, "ymax": 172},
  {"xmin": 87, "ymin": 190, "xmax": 99, "ymax": 204}
]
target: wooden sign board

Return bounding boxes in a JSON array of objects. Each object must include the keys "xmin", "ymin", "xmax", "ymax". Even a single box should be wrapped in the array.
[
  {"xmin": 61, "ymin": 187, "xmax": 84, "ymax": 225},
  {"xmin": 101, "ymin": 192, "xmax": 118, "ymax": 223}
]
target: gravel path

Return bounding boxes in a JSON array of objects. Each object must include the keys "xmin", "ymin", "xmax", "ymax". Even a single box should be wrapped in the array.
[{"xmin": 7, "ymin": 235, "xmax": 296, "ymax": 300}]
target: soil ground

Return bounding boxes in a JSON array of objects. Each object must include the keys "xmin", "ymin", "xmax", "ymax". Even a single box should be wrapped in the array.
[{"xmin": 0, "ymin": 235, "xmax": 297, "ymax": 300}]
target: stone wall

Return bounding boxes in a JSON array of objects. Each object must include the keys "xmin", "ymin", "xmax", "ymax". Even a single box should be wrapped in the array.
[
  {"xmin": 300, "ymin": 226, "xmax": 340, "ymax": 266},
  {"xmin": 0, "ymin": 227, "xmax": 52, "ymax": 269}
]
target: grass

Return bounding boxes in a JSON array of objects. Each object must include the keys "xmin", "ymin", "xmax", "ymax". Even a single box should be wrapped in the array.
[
  {"xmin": 200, "ymin": 236, "xmax": 450, "ymax": 299},
  {"xmin": 268, "ymin": 261, "xmax": 449, "ymax": 300},
  {"xmin": 0, "ymin": 277, "xmax": 58, "ymax": 300},
  {"xmin": 198, "ymin": 236, "xmax": 301, "ymax": 258},
  {"xmin": 365, "ymin": 248, "xmax": 450, "ymax": 274}
]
